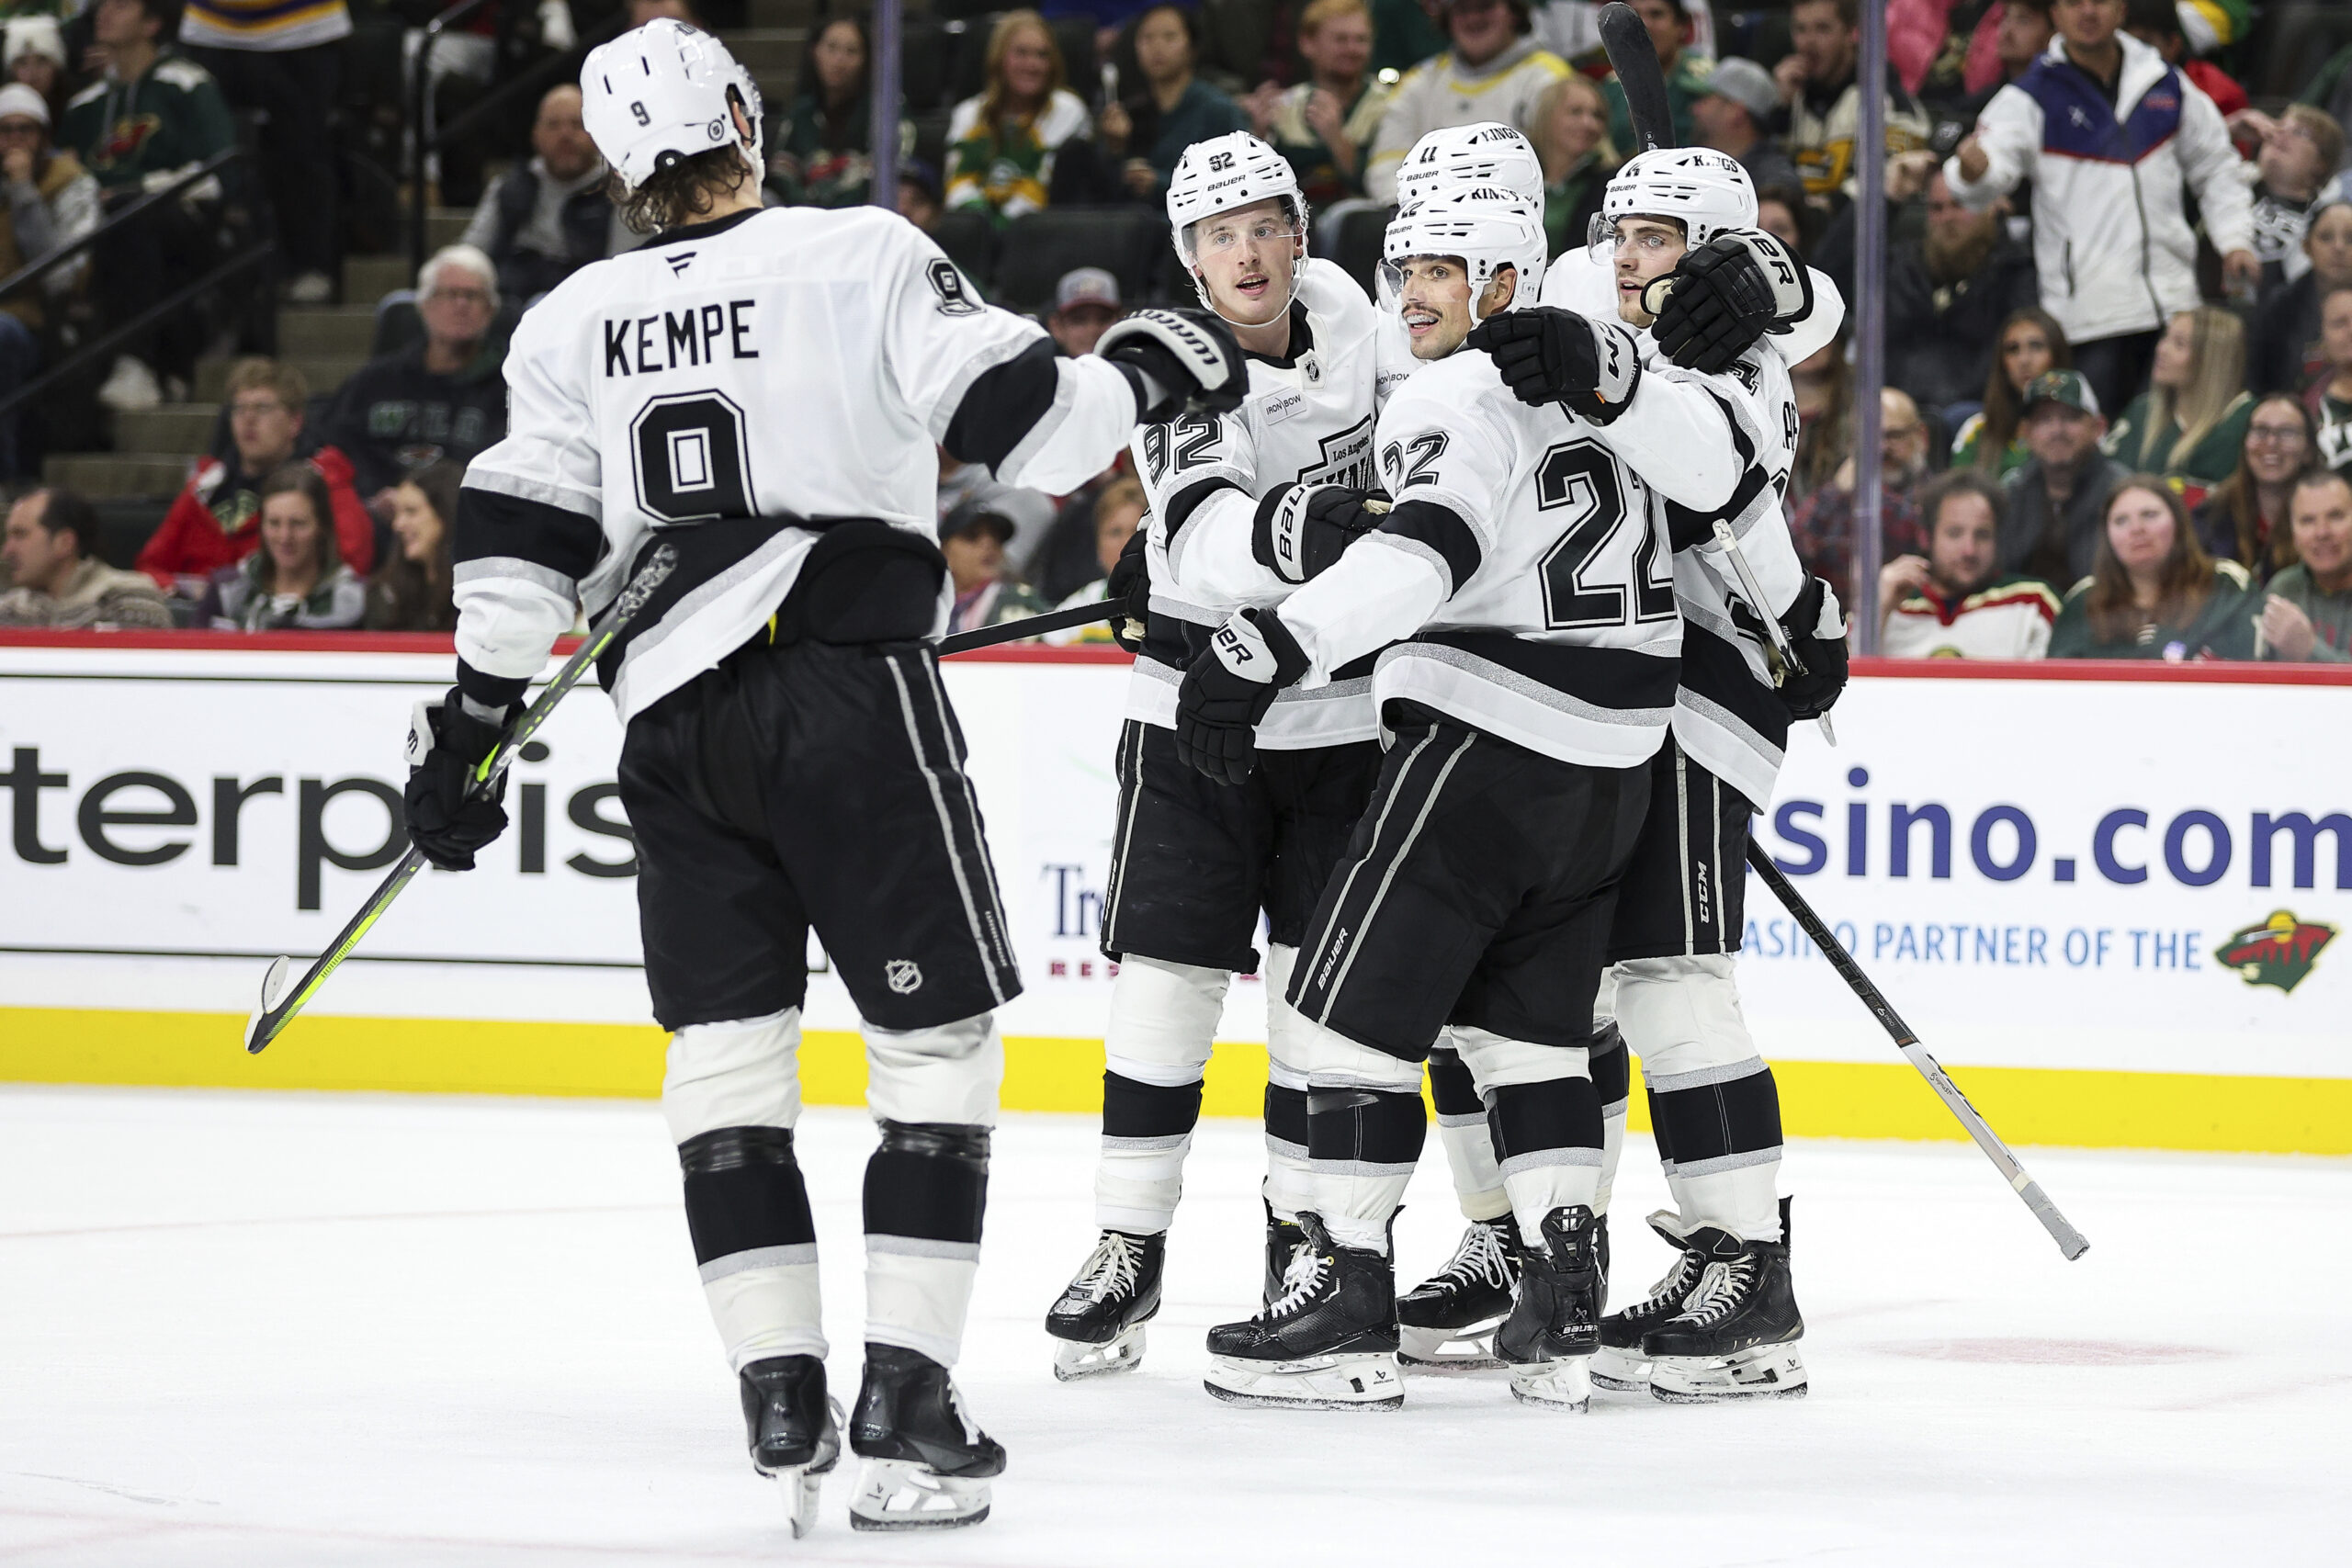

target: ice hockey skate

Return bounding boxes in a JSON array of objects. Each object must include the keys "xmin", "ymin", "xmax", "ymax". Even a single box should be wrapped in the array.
[
  {"xmin": 1592, "ymin": 1211, "xmax": 1708, "ymax": 1393},
  {"xmin": 846, "ymin": 1345, "xmax": 1006, "ymax": 1531},
  {"xmin": 1262, "ymin": 1201, "xmax": 1305, "ymax": 1306},
  {"xmin": 1397, "ymin": 1218, "xmax": 1521, "ymax": 1370},
  {"xmin": 1495, "ymin": 1205, "xmax": 1603, "ymax": 1411},
  {"xmin": 738, "ymin": 1355, "xmax": 842, "ymax": 1538},
  {"xmin": 1203, "ymin": 1212, "xmax": 1404, "ymax": 1410},
  {"xmin": 1046, "ymin": 1229, "xmax": 1164, "ymax": 1381},
  {"xmin": 1646, "ymin": 1199, "xmax": 1807, "ymax": 1402}
]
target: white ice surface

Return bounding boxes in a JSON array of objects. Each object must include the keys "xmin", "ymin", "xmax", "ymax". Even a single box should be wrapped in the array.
[{"xmin": 0, "ymin": 1087, "xmax": 2344, "ymax": 1565}]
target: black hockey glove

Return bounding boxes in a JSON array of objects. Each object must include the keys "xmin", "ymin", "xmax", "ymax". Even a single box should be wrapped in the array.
[
  {"xmin": 1174, "ymin": 607, "xmax": 1311, "ymax": 786},
  {"xmin": 403, "ymin": 687, "xmax": 513, "ymax": 871},
  {"xmin": 1104, "ymin": 523, "xmax": 1150, "ymax": 654},
  {"xmin": 1099, "ymin": 308, "xmax": 1249, "ymax": 423},
  {"xmin": 1465, "ymin": 308, "xmax": 1643, "ymax": 424},
  {"xmin": 1646, "ymin": 231, "xmax": 1814, "ymax": 376},
  {"xmin": 1251, "ymin": 482, "xmax": 1387, "ymax": 585},
  {"xmin": 1734, "ymin": 576, "xmax": 1850, "ymax": 720}
]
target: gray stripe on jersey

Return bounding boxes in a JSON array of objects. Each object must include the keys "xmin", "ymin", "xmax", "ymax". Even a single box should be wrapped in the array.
[
  {"xmin": 924, "ymin": 331, "xmax": 1038, "ymax": 442},
  {"xmin": 455, "ymin": 556, "xmax": 577, "ymax": 597},
  {"xmin": 1382, "ymin": 641, "xmax": 1674, "ymax": 728},
  {"xmin": 463, "ymin": 463, "xmax": 602, "ymax": 521},
  {"xmin": 698, "ymin": 1244, "xmax": 819, "ymax": 1281},
  {"xmin": 1145, "ymin": 593, "xmax": 1222, "ymax": 626}
]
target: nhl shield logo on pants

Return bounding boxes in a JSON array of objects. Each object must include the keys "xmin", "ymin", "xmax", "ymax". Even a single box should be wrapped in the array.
[{"xmin": 885, "ymin": 959, "xmax": 924, "ymax": 995}]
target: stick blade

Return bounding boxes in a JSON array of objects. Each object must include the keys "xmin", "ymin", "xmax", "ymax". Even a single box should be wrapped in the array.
[
  {"xmin": 1598, "ymin": 2, "xmax": 1677, "ymax": 152},
  {"xmin": 244, "ymin": 955, "xmax": 291, "ymax": 1055}
]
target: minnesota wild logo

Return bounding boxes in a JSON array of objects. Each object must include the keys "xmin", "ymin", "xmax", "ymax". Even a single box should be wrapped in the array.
[{"xmin": 2213, "ymin": 911, "xmax": 2337, "ymax": 995}]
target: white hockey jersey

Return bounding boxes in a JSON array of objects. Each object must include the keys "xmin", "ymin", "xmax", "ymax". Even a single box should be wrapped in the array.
[
  {"xmin": 453, "ymin": 205, "xmax": 1148, "ymax": 722},
  {"xmin": 1274, "ymin": 338, "xmax": 1758, "ymax": 771},
  {"xmin": 1126, "ymin": 259, "xmax": 1385, "ymax": 750},
  {"xmin": 1541, "ymin": 247, "xmax": 1840, "ymax": 807}
]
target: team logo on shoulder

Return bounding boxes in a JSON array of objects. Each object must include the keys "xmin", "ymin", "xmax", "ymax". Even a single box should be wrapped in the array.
[
  {"xmin": 928, "ymin": 258, "xmax": 982, "ymax": 316},
  {"xmin": 885, "ymin": 958, "xmax": 925, "ymax": 994},
  {"xmin": 2213, "ymin": 911, "xmax": 2335, "ymax": 995}
]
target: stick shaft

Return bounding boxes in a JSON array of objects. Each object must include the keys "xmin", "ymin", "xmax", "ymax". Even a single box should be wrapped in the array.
[
  {"xmin": 1599, "ymin": 3, "xmax": 1675, "ymax": 151},
  {"xmin": 245, "ymin": 545, "xmax": 679, "ymax": 1054},
  {"xmin": 936, "ymin": 598, "xmax": 1123, "ymax": 656},
  {"xmin": 1743, "ymin": 842, "xmax": 2089, "ymax": 1259}
]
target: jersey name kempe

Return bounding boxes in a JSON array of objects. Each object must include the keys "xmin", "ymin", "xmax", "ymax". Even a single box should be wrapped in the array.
[{"xmin": 605, "ymin": 300, "xmax": 761, "ymax": 378}]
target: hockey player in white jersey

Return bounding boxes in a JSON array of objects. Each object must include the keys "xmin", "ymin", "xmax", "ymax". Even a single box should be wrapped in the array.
[
  {"xmin": 1044, "ymin": 131, "xmax": 1395, "ymax": 1380},
  {"xmin": 1172, "ymin": 183, "xmax": 1773, "ymax": 1413},
  {"xmin": 1453, "ymin": 146, "xmax": 1851, "ymax": 1402},
  {"xmin": 396, "ymin": 21, "xmax": 1243, "ymax": 1534}
]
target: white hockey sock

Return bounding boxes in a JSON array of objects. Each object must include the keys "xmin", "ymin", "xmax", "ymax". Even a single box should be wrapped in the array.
[
  {"xmin": 1435, "ymin": 1116, "xmax": 1513, "ymax": 1224},
  {"xmin": 1678, "ymin": 1159, "xmax": 1784, "ymax": 1243},
  {"xmin": 1261, "ymin": 944, "xmax": 1314, "ymax": 1223},
  {"xmin": 1291, "ymin": 1011, "xmax": 1424, "ymax": 1255},
  {"xmin": 707, "ymin": 1260, "xmax": 827, "ymax": 1371},
  {"xmin": 1503, "ymin": 1161, "xmax": 1604, "ymax": 1255},
  {"xmin": 865, "ymin": 1247, "xmax": 978, "ymax": 1370},
  {"xmin": 1595, "ymin": 1099, "xmax": 1628, "ymax": 1217},
  {"xmin": 1095, "ymin": 957, "xmax": 1225, "ymax": 1233}
]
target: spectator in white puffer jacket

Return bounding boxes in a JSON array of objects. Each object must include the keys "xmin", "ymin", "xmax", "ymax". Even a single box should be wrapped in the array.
[{"xmin": 1945, "ymin": 3, "xmax": 2254, "ymax": 421}]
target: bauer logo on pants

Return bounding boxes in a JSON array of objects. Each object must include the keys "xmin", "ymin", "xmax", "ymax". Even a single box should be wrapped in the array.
[{"xmin": 885, "ymin": 959, "xmax": 924, "ymax": 995}]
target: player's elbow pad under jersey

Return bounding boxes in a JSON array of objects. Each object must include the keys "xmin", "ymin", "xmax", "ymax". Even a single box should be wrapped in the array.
[
  {"xmin": 451, "ymin": 480, "xmax": 608, "ymax": 706},
  {"xmin": 943, "ymin": 339, "xmax": 1144, "ymax": 494}
]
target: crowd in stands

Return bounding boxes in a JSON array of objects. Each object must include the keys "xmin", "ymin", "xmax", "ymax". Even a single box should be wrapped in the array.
[{"xmin": 0, "ymin": 0, "xmax": 2348, "ymax": 669}]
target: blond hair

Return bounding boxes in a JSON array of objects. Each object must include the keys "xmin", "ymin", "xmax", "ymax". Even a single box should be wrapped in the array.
[
  {"xmin": 2133, "ymin": 308, "xmax": 2245, "ymax": 474},
  {"xmin": 978, "ymin": 10, "xmax": 1065, "ymax": 129},
  {"xmin": 1299, "ymin": 0, "xmax": 1369, "ymax": 39},
  {"xmin": 223, "ymin": 356, "xmax": 307, "ymax": 411}
]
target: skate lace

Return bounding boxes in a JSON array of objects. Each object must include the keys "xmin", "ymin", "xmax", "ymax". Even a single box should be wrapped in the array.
[
  {"xmin": 1643, "ymin": 1248, "xmax": 1706, "ymax": 1311},
  {"xmin": 1073, "ymin": 1232, "xmax": 1144, "ymax": 1303},
  {"xmin": 1669, "ymin": 1254, "xmax": 1757, "ymax": 1328},
  {"xmin": 1432, "ymin": 1221, "xmax": 1513, "ymax": 1292},
  {"xmin": 1265, "ymin": 1245, "xmax": 1330, "ymax": 1320}
]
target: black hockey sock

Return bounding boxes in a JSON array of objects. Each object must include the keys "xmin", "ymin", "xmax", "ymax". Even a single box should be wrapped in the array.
[
  {"xmin": 1102, "ymin": 1069, "xmax": 1204, "ymax": 1142},
  {"xmin": 1262, "ymin": 1079, "xmax": 1308, "ymax": 1157},
  {"xmin": 680, "ymin": 1125, "xmax": 817, "ymax": 1269},
  {"xmin": 1486, "ymin": 1076, "xmax": 1604, "ymax": 1170},
  {"xmin": 1648, "ymin": 1065, "xmax": 1783, "ymax": 1172},
  {"xmin": 1427, "ymin": 1047, "xmax": 1483, "ymax": 1120},
  {"xmin": 865, "ymin": 1120, "xmax": 991, "ymax": 1249},
  {"xmin": 1590, "ymin": 1036, "xmax": 1631, "ymax": 1116}
]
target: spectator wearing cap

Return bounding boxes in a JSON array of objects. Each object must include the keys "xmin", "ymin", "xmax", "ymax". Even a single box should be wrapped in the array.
[
  {"xmin": 1775, "ymin": 0, "xmax": 1933, "ymax": 207},
  {"xmin": 1046, "ymin": 267, "xmax": 1124, "ymax": 357},
  {"xmin": 1690, "ymin": 54, "xmax": 1799, "ymax": 195},
  {"xmin": 0, "ymin": 486, "xmax": 171, "ymax": 628},
  {"xmin": 1786, "ymin": 385, "xmax": 1933, "ymax": 608},
  {"xmin": 1595, "ymin": 0, "xmax": 1712, "ymax": 161},
  {"xmin": 1878, "ymin": 469, "xmax": 2059, "ymax": 659},
  {"xmin": 138, "ymin": 356, "xmax": 375, "ymax": 595},
  {"xmin": 2249, "ymin": 201, "xmax": 2352, "ymax": 398},
  {"xmin": 938, "ymin": 444, "xmax": 1057, "ymax": 574},
  {"xmin": 62, "ymin": 0, "xmax": 236, "ymax": 412},
  {"xmin": 3, "ymin": 17, "xmax": 68, "ymax": 126},
  {"xmin": 898, "ymin": 159, "xmax": 944, "ymax": 233},
  {"xmin": 942, "ymin": 500, "xmax": 1050, "ymax": 636},
  {"xmin": 2048, "ymin": 473, "xmax": 2256, "ymax": 660},
  {"xmin": 2257, "ymin": 467, "xmax": 2352, "ymax": 662},
  {"xmin": 0, "ymin": 80, "xmax": 96, "ymax": 479},
  {"xmin": 1259, "ymin": 0, "xmax": 1395, "ymax": 205},
  {"xmin": 2001, "ymin": 367, "xmax": 2132, "ymax": 591},
  {"xmin": 317, "ymin": 244, "xmax": 508, "ymax": 513},
  {"xmin": 1365, "ymin": 0, "xmax": 1569, "ymax": 203},
  {"xmin": 458, "ymin": 85, "xmax": 626, "ymax": 307},
  {"xmin": 1946, "ymin": 0, "xmax": 2256, "ymax": 418}
]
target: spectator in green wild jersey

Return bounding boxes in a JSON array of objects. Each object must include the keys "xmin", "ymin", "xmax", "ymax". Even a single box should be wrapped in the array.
[
  {"xmin": 2257, "ymin": 468, "xmax": 2352, "ymax": 663},
  {"xmin": 2050, "ymin": 475, "xmax": 2257, "ymax": 660}
]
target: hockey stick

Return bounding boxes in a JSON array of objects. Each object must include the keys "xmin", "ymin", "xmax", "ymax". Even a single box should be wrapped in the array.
[
  {"xmin": 1600, "ymin": 3, "xmax": 1676, "ymax": 152},
  {"xmin": 243, "ymin": 544, "xmax": 681, "ymax": 1055},
  {"xmin": 1712, "ymin": 520, "xmax": 1837, "ymax": 747},
  {"xmin": 937, "ymin": 598, "xmax": 1126, "ymax": 656},
  {"xmin": 1743, "ymin": 844, "xmax": 2090, "ymax": 1260}
]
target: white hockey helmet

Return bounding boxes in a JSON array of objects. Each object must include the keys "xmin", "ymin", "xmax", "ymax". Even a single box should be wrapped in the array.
[
  {"xmin": 581, "ymin": 19, "xmax": 764, "ymax": 191},
  {"xmin": 1166, "ymin": 130, "xmax": 1309, "ymax": 266},
  {"xmin": 1381, "ymin": 183, "xmax": 1547, "ymax": 315},
  {"xmin": 1594, "ymin": 146, "xmax": 1757, "ymax": 252},
  {"xmin": 1394, "ymin": 121, "xmax": 1545, "ymax": 208}
]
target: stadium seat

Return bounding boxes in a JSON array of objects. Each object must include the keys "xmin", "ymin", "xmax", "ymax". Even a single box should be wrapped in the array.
[
  {"xmin": 900, "ymin": 17, "xmax": 949, "ymax": 113},
  {"xmin": 993, "ymin": 209, "xmax": 1173, "ymax": 313},
  {"xmin": 1320, "ymin": 204, "xmax": 1394, "ymax": 299}
]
